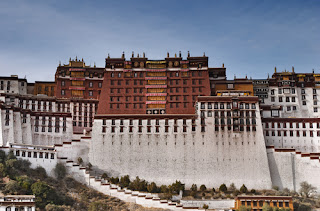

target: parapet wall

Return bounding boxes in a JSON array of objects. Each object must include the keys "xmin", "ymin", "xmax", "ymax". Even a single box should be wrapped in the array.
[{"xmin": 267, "ymin": 147, "xmax": 320, "ymax": 191}]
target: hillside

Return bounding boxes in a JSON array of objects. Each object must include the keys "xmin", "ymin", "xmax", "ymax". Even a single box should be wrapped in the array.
[{"xmin": 0, "ymin": 150, "xmax": 168, "ymax": 211}]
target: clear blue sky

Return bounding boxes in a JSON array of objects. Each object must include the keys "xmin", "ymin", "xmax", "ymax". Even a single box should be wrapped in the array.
[{"xmin": 0, "ymin": 0, "xmax": 319, "ymax": 82}]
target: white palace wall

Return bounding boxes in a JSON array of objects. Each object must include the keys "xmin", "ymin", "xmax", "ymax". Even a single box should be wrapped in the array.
[
  {"xmin": 90, "ymin": 98, "xmax": 272, "ymax": 189},
  {"xmin": 267, "ymin": 148, "xmax": 320, "ymax": 191}
]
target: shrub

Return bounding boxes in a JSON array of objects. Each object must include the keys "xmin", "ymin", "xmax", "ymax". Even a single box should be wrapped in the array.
[
  {"xmin": 77, "ymin": 157, "xmax": 83, "ymax": 165},
  {"xmin": 200, "ymin": 184, "xmax": 207, "ymax": 192},
  {"xmin": 101, "ymin": 173, "xmax": 108, "ymax": 180},
  {"xmin": 87, "ymin": 162, "xmax": 92, "ymax": 170},
  {"xmin": 190, "ymin": 191, "xmax": 197, "ymax": 198},
  {"xmin": 190, "ymin": 184, "xmax": 197, "ymax": 192},
  {"xmin": 45, "ymin": 204, "xmax": 73, "ymax": 211},
  {"xmin": 299, "ymin": 181, "xmax": 316, "ymax": 198},
  {"xmin": 88, "ymin": 200, "xmax": 109, "ymax": 211},
  {"xmin": 54, "ymin": 163, "xmax": 67, "ymax": 180},
  {"xmin": 203, "ymin": 204, "xmax": 209, "ymax": 209},
  {"xmin": 262, "ymin": 203, "xmax": 273, "ymax": 211},
  {"xmin": 239, "ymin": 205, "xmax": 251, "ymax": 211},
  {"xmin": 272, "ymin": 186, "xmax": 279, "ymax": 191},
  {"xmin": 219, "ymin": 184, "xmax": 227, "ymax": 193},
  {"xmin": 233, "ymin": 190, "xmax": 240, "ymax": 196},
  {"xmin": 170, "ymin": 180, "xmax": 185, "ymax": 194},
  {"xmin": 160, "ymin": 185, "xmax": 169, "ymax": 193},
  {"xmin": 211, "ymin": 187, "xmax": 216, "ymax": 194},
  {"xmin": 250, "ymin": 189, "xmax": 256, "ymax": 194}
]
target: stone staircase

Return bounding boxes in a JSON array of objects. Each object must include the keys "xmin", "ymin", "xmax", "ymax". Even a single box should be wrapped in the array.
[{"xmin": 59, "ymin": 158, "xmax": 201, "ymax": 210}]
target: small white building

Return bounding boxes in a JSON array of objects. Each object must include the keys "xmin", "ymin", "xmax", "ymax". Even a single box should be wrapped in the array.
[{"xmin": 0, "ymin": 195, "xmax": 35, "ymax": 211}]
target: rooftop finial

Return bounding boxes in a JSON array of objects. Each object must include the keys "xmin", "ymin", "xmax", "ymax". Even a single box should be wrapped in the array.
[
  {"xmin": 94, "ymin": 62, "xmax": 96, "ymax": 68},
  {"xmin": 203, "ymin": 52, "xmax": 206, "ymax": 57},
  {"xmin": 69, "ymin": 57, "xmax": 71, "ymax": 62},
  {"xmin": 275, "ymin": 66, "xmax": 277, "ymax": 73},
  {"xmin": 179, "ymin": 51, "xmax": 181, "ymax": 57},
  {"xmin": 175, "ymin": 53, "xmax": 177, "ymax": 58},
  {"xmin": 292, "ymin": 66, "xmax": 294, "ymax": 72},
  {"xmin": 76, "ymin": 56, "xmax": 78, "ymax": 61},
  {"xmin": 234, "ymin": 74, "xmax": 236, "ymax": 79},
  {"xmin": 108, "ymin": 53, "xmax": 110, "ymax": 59},
  {"xmin": 167, "ymin": 52, "xmax": 169, "ymax": 57},
  {"xmin": 313, "ymin": 69, "xmax": 315, "ymax": 73},
  {"xmin": 222, "ymin": 63, "xmax": 224, "ymax": 68},
  {"xmin": 268, "ymin": 73, "xmax": 270, "ymax": 79},
  {"xmin": 187, "ymin": 51, "xmax": 190, "ymax": 57},
  {"xmin": 137, "ymin": 53, "xmax": 140, "ymax": 58},
  {"xmin": 143, "ymin": 52, "xmax": 145, "ymax": 58},
  {"xmin": 122, "ymin": 51, "xmax": 125, "ymax": 59},
  {"xmin": 82, "ymin": 58, "xmax": 83, "ymax": 62},
  {"xmin": 246, "ymin": 74, "xmax": 247, "ymax": 79},
  {"xmin": 59, "ymin": 61, "xmax": 61, "ymax": 66},
  {"xmin": 132, "ymin": 51, "xmax": 134, "ymax": 58}
]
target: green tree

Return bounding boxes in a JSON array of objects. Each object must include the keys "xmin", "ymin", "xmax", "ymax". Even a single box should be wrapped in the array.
[
  {"xmin": 16, "ymin": 175, "xmax": 33, "ymax": 194},
  {"xmin": 219, "ymin": 184, "xmax": 227, "ymax": 193},
  {"xmin": 190, "ymin": 184, "xmax": 197, "ymax": 192},
  {"xmin": 297, "ymin": 203, "xmax": 312, "ymax": 211},
  {"xmin": 147, "ymin": 182, "xmax": 158, "ymax": 193},
  {"xmin": 4, "ymin": 180, "xmax": 21, "ymax": 194},
  {"xmin": 170, "ymin": 180, "xmax": 185, "ymax": 194},
  {"xmin": 128, "ymin": 176, "xmax": 147, "ymax": 191},
  {"xmin": 200, "ymin": 184, "xmax": 207, "ymax": 192},
  {"xmin": 240, "ymin": 184, "xmax": 248, "ymax": 194},
  {"xmin": 0, "ymin": 150, "xmax": 7, "ymax": 163},
  {"xmin": 229, "ymin": 183, "xmax": 236, "ymax": 192},
  {"xmin": 0, "ymin": 163, "xmax": 6, "ymax": 177},
  {"xmin": 54, "ymin": 163, "xmax": 67, "ymax": 180},
  {"xmin": 7, "ymin": 150, "xmax": 16, "ymax": 160},
  {"xmin": 299, "ymin": 181, "xmax": 316, "ymax": 198},
  {"xmin": 109, "ymin": 177, "xmax": 119, "ymax": 184},
  {"xmin": 33, "ymin": 166, "xmax": 48, "ymax": 179},
  {"xmin": 31, "ymin": 181, "xmax": 58, "ymax": 209},
  {"xmin": 119, "ymin": 175, "xmax": 130, "ymax": 188},
  {"xmin": 14, "ymin": 159, "xmax": 31, "ymax": 173}
]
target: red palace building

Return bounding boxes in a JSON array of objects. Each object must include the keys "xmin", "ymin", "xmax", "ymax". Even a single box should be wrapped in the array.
[
  {"xmin": 54, "ymin": 53, "xmax": 227, "ymax": 116},
  {"xmin": 97, "ymin": 52, "xmax": 226, "ymax": 115},
  {"xmin": 55, "ymin": 57, "xmax": 105, "ymax": 99}
]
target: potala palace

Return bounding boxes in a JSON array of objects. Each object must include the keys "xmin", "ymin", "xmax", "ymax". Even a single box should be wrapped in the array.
[{"xmin": 0, "ymin": 53, "xmax": 319, "ymax": 196}]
